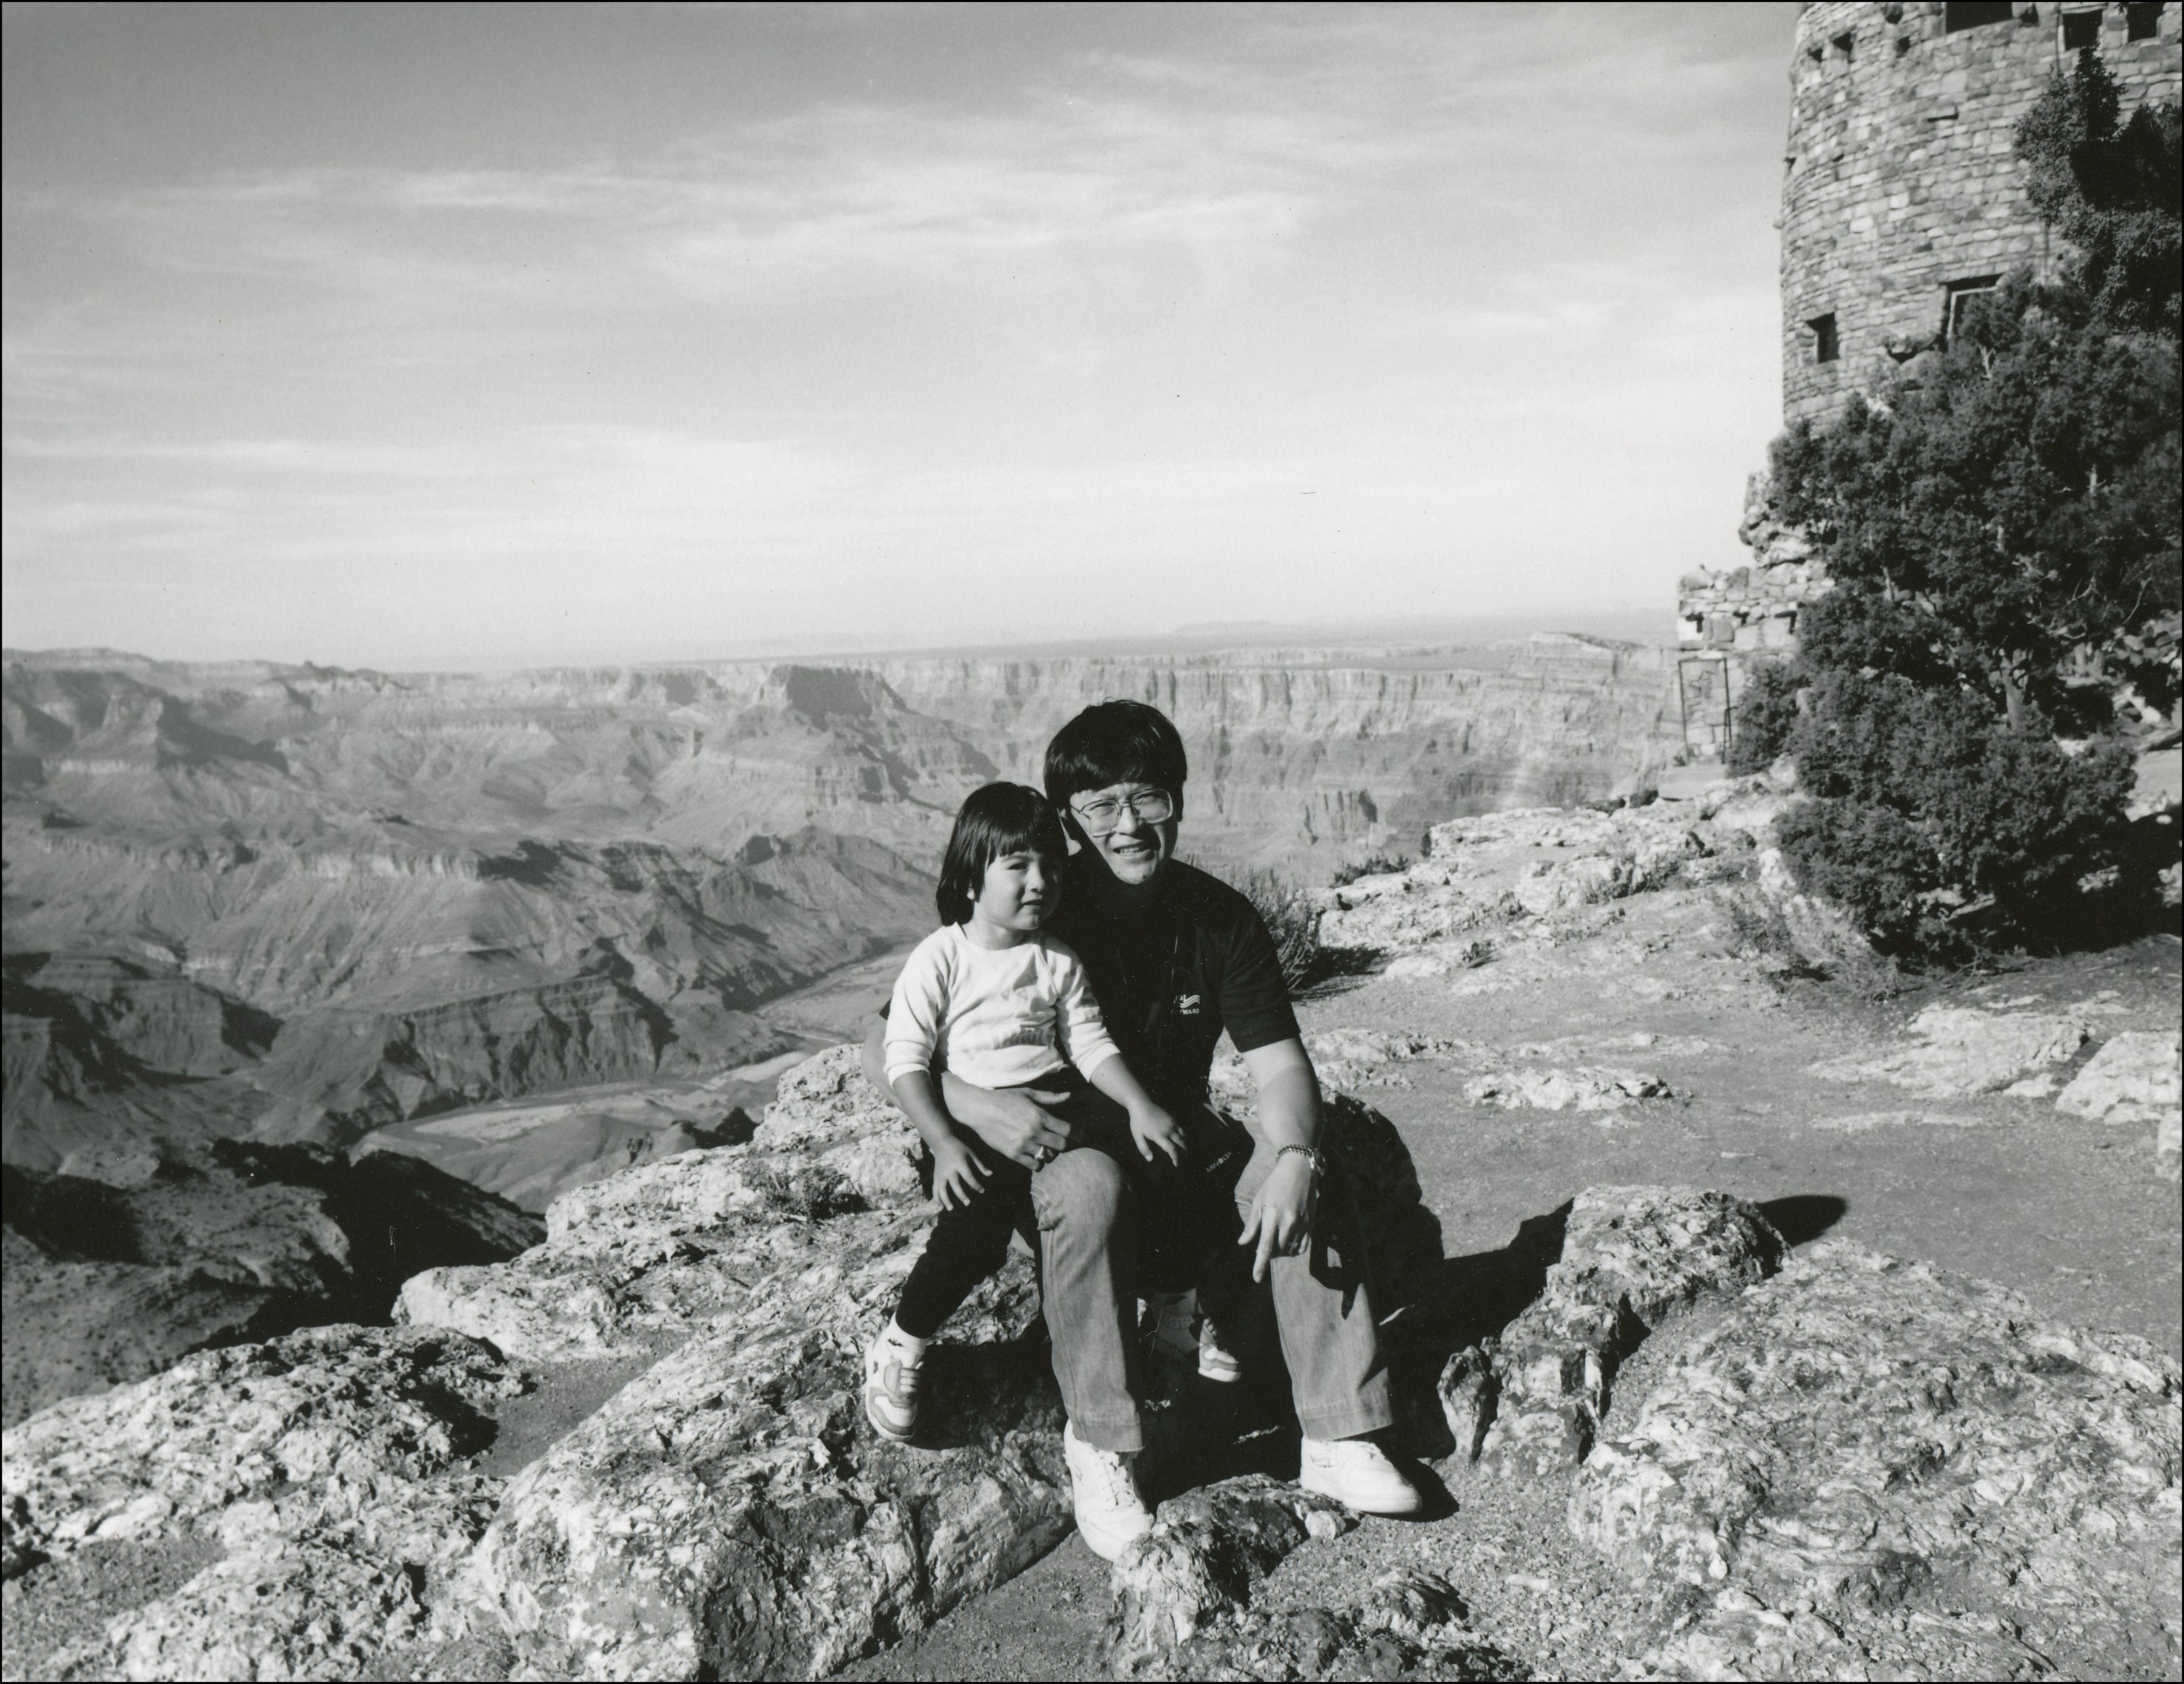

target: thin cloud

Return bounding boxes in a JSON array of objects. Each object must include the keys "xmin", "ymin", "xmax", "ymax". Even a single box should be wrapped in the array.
[{"xmin": 3, "ymin": 3, "xmax": 1798, "ymax": 664}]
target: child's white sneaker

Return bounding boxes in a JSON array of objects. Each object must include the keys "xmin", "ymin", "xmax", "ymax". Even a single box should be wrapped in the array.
[
  {"xmin": 863, "ymin": 1321, "xmax": 925, "ymax": 1443},
  {"xmin": 1297, "ymin": 1435, "xmax": 1421, "ymax": 1515},
  {"xmin": 1062, "ymin": 1420, "xmax": 1154, "ymax": 1560},
  {"xmin": 1197, "ymin": 1314, "xmax": 1242, "ymax": 1385}
]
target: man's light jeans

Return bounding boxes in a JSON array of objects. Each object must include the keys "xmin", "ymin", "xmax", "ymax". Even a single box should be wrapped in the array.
[
  {"xmin": 1028, "ymin": 1115, "xmax": 1394, "ymax": 1452},
  {"xmin": 1030, "ymin": 1147, "xmax": 1145, "ymax": 1452},
  {"xmin": 1206, "ymin": 1132, "xmax": 1395, "ymax": 1443}
]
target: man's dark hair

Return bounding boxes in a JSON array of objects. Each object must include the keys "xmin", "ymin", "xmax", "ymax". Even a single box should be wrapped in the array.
[
  {"xmin": 936, "ymin": 782, "xmax": 1069, "ymax": 925},
  {"xmin": 1043, "ymin": 700, "xmax": 1189, "ymax": 808}
]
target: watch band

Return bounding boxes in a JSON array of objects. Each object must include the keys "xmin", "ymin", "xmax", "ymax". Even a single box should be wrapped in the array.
[{"xmin": 1275, "ymin": 1143, "xmax": 1322, "ymax": 1177}]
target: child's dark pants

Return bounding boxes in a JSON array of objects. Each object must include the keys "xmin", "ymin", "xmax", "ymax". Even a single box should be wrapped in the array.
[{"xmin": 892, "ymin": 1076, "xmax": 1234, "ymax": 1340}]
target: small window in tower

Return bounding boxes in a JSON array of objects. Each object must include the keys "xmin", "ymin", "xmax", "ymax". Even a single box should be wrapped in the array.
[
  {"xmin": 1943, "ymin": 276, "xmax": 2003, "ymax": 345},
  {"xmin": 2127, "ymin": 2, "xmax": 2163, "ymax": 40},
  {"xmin": 2062, "ymin": 7, "xmax": 2104, "ymax": 49},
  {"xmin": 1809, "ymin": 314, "xmax": 1840, "ymax": 364},
  {"xmin": 1945, "ymin": 1, "xmax": 2017, "ymax": 28},
  {"xmin": 1834, "ymin": 29, "xmax": 1856, "ymax": 59}
]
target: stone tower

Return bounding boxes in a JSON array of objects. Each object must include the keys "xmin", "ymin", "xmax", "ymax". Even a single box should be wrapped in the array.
[
  {"xmin": 1784, "ymin": 0, "xmax": 2180, "ymax": 423},
  {"xmin": 1674, "ymin": 0, "xmax": 2183, "ymax": 762}
]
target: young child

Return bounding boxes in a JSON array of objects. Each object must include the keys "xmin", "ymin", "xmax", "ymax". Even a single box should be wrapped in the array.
[{"xmin": 865, "ymin": 781, "xmax": 1185, "ymax": 1443}]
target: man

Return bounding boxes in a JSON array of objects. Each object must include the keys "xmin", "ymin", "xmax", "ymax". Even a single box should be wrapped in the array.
[{"xmin": 863, "ymin": 700, "xmax": 1418, "ymax": 1559}]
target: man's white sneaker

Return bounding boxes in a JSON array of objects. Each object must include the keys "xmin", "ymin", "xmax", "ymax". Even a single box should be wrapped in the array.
[
  {"xmin": 1062, "ymin": 1420, "xmax": 1155, "ymax": 1561},
  {"xmin": 862, "ymin": 1325, "xmax": 924, "ymax": 1443},
  {"xmin": 1297, "ymin": 1436, "xmax": 1421, "ymax": 1516}
]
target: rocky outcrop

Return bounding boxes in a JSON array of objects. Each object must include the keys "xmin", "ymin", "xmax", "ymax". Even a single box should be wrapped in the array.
[
  {"xmin": 454, "ymin": 1216, "xmax": 1057, "ymax": 1680},
  {"xmin": 1440, "ymin": 1188, "xmax": 1787, "ymax": 1479},
  {"xmin": 1316, "ymin": 798, "xmax": 1744, "ymax": 967},
  {"xmin": 2, "ymin": 1141, "xmax": 539, "ymax": 1424},
  {"xmin": 1, "ymin": 1322, "xmax": 526, "ymax": 1678},
  {"xmin": 2058, "ymin": 1028, "xmax": 2182, "ymax": 1122},
  {"xmin": 1571, "ymin": 1242, "xmax": 2184, "ymax": 1681},
  {"xmin": 2057, "ymin": 1029, "xmax": 2183, "ymax": 1177},
  {"xmin": 1810, "ymin": 1003, "xmax": 2095, "ymax": 1098},
  {"xmin": 1121, "ymin": 1568, "xmax": 1526, "ymax": 1683},
  {"xmin": 1461, "ymin": 1066, "xmax": 1670, "ymax": 1113},
  {"xmin": 1106, "ymin": 1477, "xmax": 1356, "ymax": 1668},
  {"xmin": 395, "ymin": 1047, "xmax": 917, "ymax": 1362}
]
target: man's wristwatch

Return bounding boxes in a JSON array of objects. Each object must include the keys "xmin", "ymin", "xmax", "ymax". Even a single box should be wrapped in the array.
[{"xmin": 1274, "ymin": 1143, "xmax": 1324, "ymax": 1179}]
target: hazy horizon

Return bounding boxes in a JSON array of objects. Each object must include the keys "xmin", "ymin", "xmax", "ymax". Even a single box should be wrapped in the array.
[
  {"xmin": 1, "ymin": 593, "xmax": 1675, "ymax": 675},
  {"xmin": 5, "ymin": 3, "xmax": 1797, "ymax": 668}
]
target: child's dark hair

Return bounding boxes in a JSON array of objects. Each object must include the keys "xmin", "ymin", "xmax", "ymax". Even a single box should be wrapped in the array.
[
  {"xmin": 1042, "ymin": 700, "xmax": 1189, "ymax": 807},
  {"xmin": 937, "ymin": 783, "xmax": 1069, "ymax": 925}
]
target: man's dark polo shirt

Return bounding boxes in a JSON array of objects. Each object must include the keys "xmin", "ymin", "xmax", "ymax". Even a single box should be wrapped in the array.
[{"xmin": 1048, "ymin": 858, "xmax": 1300, "ymax": 1111}]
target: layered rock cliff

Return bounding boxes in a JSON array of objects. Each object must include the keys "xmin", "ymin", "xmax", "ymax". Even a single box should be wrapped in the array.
[{"xmin": 3, "ymin": 637, "xmax": 1675, "ymax": 1176}]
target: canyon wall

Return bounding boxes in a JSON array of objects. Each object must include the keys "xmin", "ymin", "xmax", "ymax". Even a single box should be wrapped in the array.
[{"xmin": 3, "ymin": 637, "xmax": 1676, "ymax": 1173}]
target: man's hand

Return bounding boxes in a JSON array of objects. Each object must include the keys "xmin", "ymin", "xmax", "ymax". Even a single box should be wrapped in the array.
[
  {"xmin": 1238, "ymin": 1152, "xmax": 1316, "ymax": 1282},
  {"xmin": 945, "ymin": 1076, "xmax": 1077, "ymax": 1172}
]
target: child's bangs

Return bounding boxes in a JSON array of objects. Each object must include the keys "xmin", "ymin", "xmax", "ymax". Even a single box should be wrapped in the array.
[
  {"xmin": 985, "ymin": 800, "xmax": 1067, "ymax": 862},
  {"xmin": 935, "ymin": 782, "xmax": 1067, "ymax": 923}
]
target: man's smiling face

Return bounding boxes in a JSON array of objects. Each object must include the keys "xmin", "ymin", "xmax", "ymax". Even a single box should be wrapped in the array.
[{"xmin": 1065, "ymin": 780, "xmax": 1181, "ymax": 890}]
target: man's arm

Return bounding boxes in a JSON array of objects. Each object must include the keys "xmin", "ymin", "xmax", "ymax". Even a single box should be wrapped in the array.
[
  {"xmin": 1236, "ymin": 1036, "xmax": 1322, "ymax": 1281},
  {"xmin": 858, "ymin": 1010, "xmax": 1077, "ymax": 1169}
]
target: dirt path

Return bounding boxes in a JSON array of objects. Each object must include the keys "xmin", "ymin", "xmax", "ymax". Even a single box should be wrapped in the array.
[{"xmin": 1315, "ymin": 906, "xmax": 2183, "ymax": 1358}]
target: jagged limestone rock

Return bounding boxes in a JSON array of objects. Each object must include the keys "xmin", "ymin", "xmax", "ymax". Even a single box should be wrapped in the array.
[
  {"xmin": 3, "ymin": 1324, "xmax": 524, "ymax": 1679},
  {"xmin": 1, "ymin": 1323, "xmax": 520, "ymax": 1578},
  {"xmin": 50, "ymin": 1537, "xmax": 438, "ymax": 1683},
  {"xmin": 1440, "ymin": 1188, "xmax": 1786, "ymax": 1481},
  {"xmin": 1320, "ymin": 802, "xmax": 1720, "ymax": 965},
  {"xmin": 396, "ymin": 1199, "xmax": 873, "ymax": 1362},
  {"xmin": 1461, "ymin": 1066, "xmax": 1669, "ymax": 1113},
  {"xmin": 1105, "ymin": 1477, "xmax": 1356, "ymax": 1670},
  {"xmin": 2057, "ymin": 1029, "xmax": 2182, "ymax": 1177},
  {"xmin": 1115, "ymin": 1567, "xmax": 1525, "ymax": 1682},
  {"xmin": 1810, "ymin": 1003, "xmax": 2091, "ymax": 1097},
  {"xmin": 396, "ymin": 1047, "xmax": 918, "ymax": 1362},
  {"xmin": 455, "ymin": 1208, "xmax": 1058, "ymax": 1681},
  {"xmin": 1571, "ymin": 1242, "xmax": 2184, "ymax": 1681},
  {"xmin": 746, "ymin": 1044, "xmax": 924, "ymax": 1202}
]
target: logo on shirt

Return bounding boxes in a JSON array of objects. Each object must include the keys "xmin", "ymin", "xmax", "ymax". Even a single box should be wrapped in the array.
[{"xmin": 1175, "ymin": 993, "xmax": 1202, "ymax": 1015}]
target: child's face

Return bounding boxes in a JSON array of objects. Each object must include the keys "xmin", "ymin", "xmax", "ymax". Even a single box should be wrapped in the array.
[{"xmin": 973, "ymin": 849, "xmax": 1061, "ymax": 932}]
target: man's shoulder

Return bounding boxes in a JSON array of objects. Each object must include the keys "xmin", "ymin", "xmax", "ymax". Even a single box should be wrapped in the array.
[
  {"xmin": 1164, "ymin": 860, "xmax": 1262, "ymax": 936},
  {"xmin": 1048, "ymin": 860, "xmax": 1260, "ymax": 948}
]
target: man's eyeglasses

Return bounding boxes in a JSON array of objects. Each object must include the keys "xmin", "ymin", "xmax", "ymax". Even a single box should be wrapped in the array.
[{"xmin": 1070, "ymin": 788, "xmax": 1175, "ymax": 834}]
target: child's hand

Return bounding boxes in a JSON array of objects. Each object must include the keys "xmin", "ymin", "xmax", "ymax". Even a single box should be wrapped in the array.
[
  {"xmin": 931, "ymin": 1137, "xmax": 988, "ymax": 1210},
  {"xmin": 1130, "ymin": 1103, "xmax": 1186, "ymax": 1167}
]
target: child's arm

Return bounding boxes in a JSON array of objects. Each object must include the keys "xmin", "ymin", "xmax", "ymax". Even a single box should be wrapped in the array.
[
  {"xmin": 1048, "ymin": 939, "xmax": 1185, "ymax": 1165},
  {"xmin": 883, "ymin": 938, "xmax": 986, "ymax": 1209},
  {"xmin": 891, "ymin": 1068, "xmax": 987, "ymax": 1209}
]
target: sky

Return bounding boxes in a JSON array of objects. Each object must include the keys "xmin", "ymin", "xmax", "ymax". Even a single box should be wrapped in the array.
[{"xmin": 2, "ymin": 2, "xmax": 1802, "ymax": 669}]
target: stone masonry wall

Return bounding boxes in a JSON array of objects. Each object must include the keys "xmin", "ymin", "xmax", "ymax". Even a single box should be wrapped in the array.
[
  {"xmin": 1784, "ymin": 0, "xmax": 2179, "ymax": 423},
  {"xmin": 1674, "ymin": 1, "xmax": 2181, "ymax": 761}
]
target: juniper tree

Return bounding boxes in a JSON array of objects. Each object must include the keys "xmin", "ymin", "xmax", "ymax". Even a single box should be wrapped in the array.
[{"xmin": 1733, "ymin": 50, "xmax": 2180, "ymax": 954}]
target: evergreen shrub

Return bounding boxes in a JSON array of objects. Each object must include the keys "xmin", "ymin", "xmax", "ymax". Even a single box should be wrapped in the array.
[{"xmin": 1732, "ymin": 51, "xmax": 2180, "ymax": 957}]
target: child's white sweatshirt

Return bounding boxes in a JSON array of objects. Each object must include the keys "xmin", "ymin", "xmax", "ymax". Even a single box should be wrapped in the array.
[{"xmin": 883, "ymin": 924, "xmax": 1121, "ymax": 1089}]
